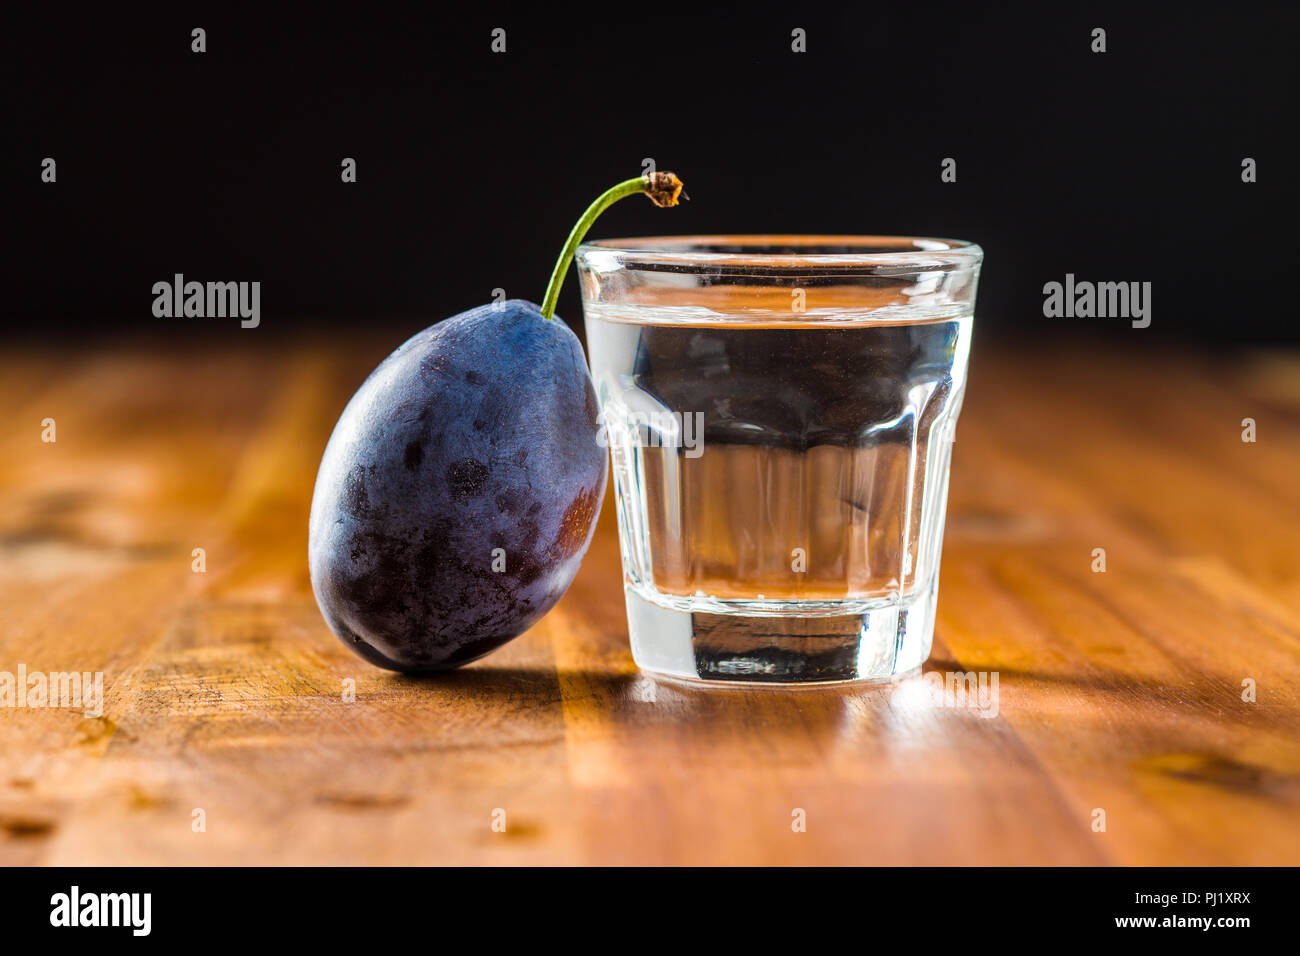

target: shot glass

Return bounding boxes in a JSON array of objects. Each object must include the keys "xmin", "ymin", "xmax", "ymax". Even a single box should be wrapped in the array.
[{"xmin": 576, "ymin": 236, "xmax": 982, "ymax": 685}]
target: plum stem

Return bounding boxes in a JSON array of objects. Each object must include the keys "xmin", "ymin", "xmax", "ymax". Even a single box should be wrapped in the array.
[{"xmin": 540, "ymin": 172, "xmax": 685, "ymax": 321}]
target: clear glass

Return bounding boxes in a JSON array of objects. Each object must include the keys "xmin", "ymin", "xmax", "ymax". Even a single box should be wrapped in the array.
[{"xmin": 576, "ymin": 236, "xmax": 982, "ymax": 685}]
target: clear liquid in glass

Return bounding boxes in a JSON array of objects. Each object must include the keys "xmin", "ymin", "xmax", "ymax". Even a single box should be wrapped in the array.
[{"xmin": 584, "ymin": 302, "xmax": 972, "ymax": 684}]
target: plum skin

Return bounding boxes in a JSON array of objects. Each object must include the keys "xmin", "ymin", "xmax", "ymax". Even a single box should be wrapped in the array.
[{"xmin": 308, "ymin": 299, "xmax": 606, "ymax": 672}]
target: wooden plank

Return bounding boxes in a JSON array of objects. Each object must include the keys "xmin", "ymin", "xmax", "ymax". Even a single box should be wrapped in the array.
[{"xmin": 2, "ymin": 341, "xmax": 1298, "ymax": 864}]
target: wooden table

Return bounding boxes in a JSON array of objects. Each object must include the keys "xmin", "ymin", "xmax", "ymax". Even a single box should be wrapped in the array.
[{"xmin": 2, "ymin": 336, "xmax": 1298, "ymax": 865}]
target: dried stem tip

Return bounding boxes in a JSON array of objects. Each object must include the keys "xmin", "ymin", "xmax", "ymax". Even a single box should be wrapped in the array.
[{"xmin": 644, "ymin": 171, "xmax": 685, "ymax": 208}]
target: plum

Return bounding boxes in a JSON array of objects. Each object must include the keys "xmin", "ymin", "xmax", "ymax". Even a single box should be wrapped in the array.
[
  {"xmin": 308, "ymin": 301, "xmax": 605, "ymax": 671},
  {"xmin": 308, "ymin": 171, "xmax": 684, "ymax": 672}
]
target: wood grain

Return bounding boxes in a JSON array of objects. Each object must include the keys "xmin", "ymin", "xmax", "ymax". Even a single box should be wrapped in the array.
[{"xmin": 1, "ymin": 338, "xmax": 1298, "ymax": 865}]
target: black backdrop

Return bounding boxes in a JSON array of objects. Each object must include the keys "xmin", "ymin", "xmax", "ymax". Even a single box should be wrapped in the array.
[{"xmin": 4, "ymin": 4, "xmax": 1295, "ymax": 343}]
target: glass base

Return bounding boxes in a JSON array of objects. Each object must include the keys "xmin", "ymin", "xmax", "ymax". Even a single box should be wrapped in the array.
[{"xmin": 623, "ymin": 577, "xmax": 938, "ymax": 686}]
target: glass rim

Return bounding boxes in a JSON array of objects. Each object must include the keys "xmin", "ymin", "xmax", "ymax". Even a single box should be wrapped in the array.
[{"xmin": 577, "ymin": 234, "xmax": 983, "ymax": 272}]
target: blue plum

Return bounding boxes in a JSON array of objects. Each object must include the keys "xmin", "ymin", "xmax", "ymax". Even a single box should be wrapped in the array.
[{"xmin": 308, "ymin": 299, "xmax": 606, "ymax": 672}]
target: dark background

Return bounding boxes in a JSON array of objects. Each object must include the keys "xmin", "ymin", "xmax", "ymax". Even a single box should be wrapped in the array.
[{"xmin": 3, "ymin": 4, "xmax": 1295, "ymax": 344}]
